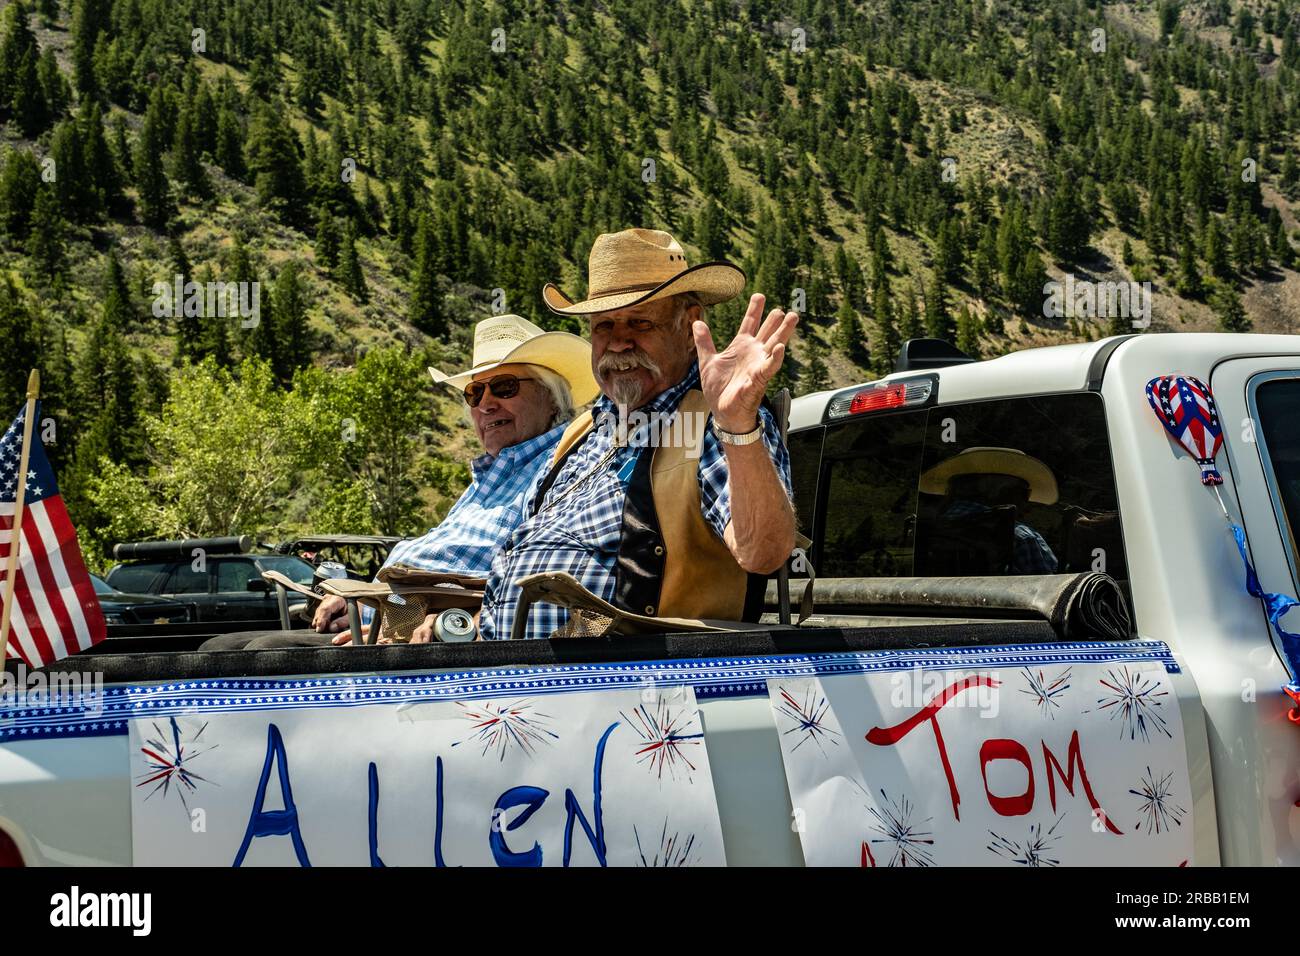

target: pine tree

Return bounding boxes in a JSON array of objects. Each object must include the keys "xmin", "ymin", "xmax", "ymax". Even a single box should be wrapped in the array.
[
  {"xmin": 955, "ymin": 304, "xmax": 982, "ymax": 359},
  {"xmin": 1176, "ymin": 240, "xmax": 1204, "ymax": 298},
  {"xmin": 28, "ymin": 186, "xmax": 64, "ymax": 284},
  {"xmin": 9, "ymin": 40, "xmax": 49, "ymax": 139},
  {"xmin": 49, "ymin": 118, "xmax": 93, "ymax": 221},
  {"xmin": 134, "ymin": 96, "xmax": 175, "ymax": 228},
  {"xmin": 832, "ymin": 298, "xmax": 869, "ymax": 365},
  {"xmin": 270, "ymin": 260, "xmax": 308, "ymax": 384},
  {"xmin": 171, "ymin": 235, "xmax": 203, "ymax": 365},
  {"xmin": 924, "ymin": 272, "xmax": 955, "ymax": 340},
  {"xmin": 314, "ymin": 207, "xmax": 340, "ymax": 271},
  {"xmin": 897, "ymin": 288, "xmax": 922, "ymax": 341},
  {"xmin": 1203, "ymin": 217, "xmax": 1231, "ymax": 280},
  {"xmin": 170, "ymin": 98, "xmax": 210, "ymax": 199},
  {"xmin": 801, "ymin": 335, "xmax": 830, "ymax": 394},
  {"xmin": 72, "ymin": 310, "xmax": 140, "ymax": 468},
  {"xmin": 101, "ymin": 252, "xmax": 135, "ymax": 329},
  {"xmin": 408, "ymin": 213, "xmax": 446, "ymax": 338},
  {"xmin": 215, "ymin": 104, "xmax": 246, "ymax": 180},
  {"xmin": 0, "ymin": 147, "xmax": 40, "ymax": 239},
  {"xmin": 1211, "ymin": 285, "xmax": 1251, "ymax": 332},
  {"xmin": 871, "ymin": 283, "xmax": 899, "ymax": 376},
  {"xmin": 192, "ymin": 264, "xmax": 231, "ymax": 368},
  {"xmin": 80, "ymin": 100, "xmax": 121, "ymax": 212},
  {"xmin": 245, "ymin": 101, "xmax": 308, "ymax": 226},
  {"xmin": 933, "ymin": 218, "xmax": 963, "ymax": 282},
  {"xmin": 337, "ymin": 220, "xmax": 368, "ymax": 302},
  {"xmin": 0, "ymin": 277, "xmax": 42, "ymax": 414},
  {"xmin": 70, "ymin": 0, "xmax": 110, "ymax": 101},
  {"xmin": 36, "ymin": 47, "xmax": 67, "ymax": 120},
  {"xmin": 1273, "ymin": 218, "xmax": 1296, "ymax": 269}
]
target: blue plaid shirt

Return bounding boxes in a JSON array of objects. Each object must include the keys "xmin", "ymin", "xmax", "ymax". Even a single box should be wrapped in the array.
[
  {"xmin": 359, "ymin": 423, "xmax": 565, "ymax": 625},
  {"xmin": 478, "ymin": 365, "xmax": 792, "ymax": 640}
]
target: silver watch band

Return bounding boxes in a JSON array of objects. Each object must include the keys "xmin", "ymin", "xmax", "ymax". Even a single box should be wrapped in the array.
[{"xmin": 712, "ymin": 420, "xmax": 764, "ymax": 446}]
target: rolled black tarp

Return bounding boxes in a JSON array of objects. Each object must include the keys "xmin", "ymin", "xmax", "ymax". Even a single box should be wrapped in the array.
[
  {"xmin": 112, "ymin": 536, "xmax": 254, "ymax": 560},
  {"xmin": 798, "ymin": 573, "xmax": 1133, "ymax": 642}
]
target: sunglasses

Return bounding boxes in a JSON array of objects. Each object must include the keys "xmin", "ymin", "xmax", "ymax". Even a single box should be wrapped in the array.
[{"xmin": 463, "ymin": 374, "xmax": 533, "ymax": 407}]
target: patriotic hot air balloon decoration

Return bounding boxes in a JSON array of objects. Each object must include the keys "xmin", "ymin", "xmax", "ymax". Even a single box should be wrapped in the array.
[
  {"xmin": 1145, "ymin": 375, "xmax": 1225, "ymax": 485},
  {"xmin": 1145, "ymin": 375, "xmax": 1300, "ymax": 715}
]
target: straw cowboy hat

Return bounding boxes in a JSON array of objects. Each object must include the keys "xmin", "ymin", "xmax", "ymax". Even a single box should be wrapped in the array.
[
  {"xmin": 428, "ymin": 314, "xmax": 599, "ymax": 405},
  {"xmin": 920, "ymin": 447, "xmax": 1060, "ymax": 504},
  {"xmin": 542, "ymin": 228, "xmax": 746, "ymax": 316}
]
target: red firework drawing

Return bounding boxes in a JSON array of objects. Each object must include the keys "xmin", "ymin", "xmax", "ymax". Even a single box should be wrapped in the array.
[
  {"xmin": 453, "ymin": 698, "xmax": 559, "ymax": 760},
  {"xmin": 135, "ymin": 717, "xmax": 219, "ymax": 813},
  {"xmin": 619, "ymin": 697, "xmax": 705, "ymax": 781}
]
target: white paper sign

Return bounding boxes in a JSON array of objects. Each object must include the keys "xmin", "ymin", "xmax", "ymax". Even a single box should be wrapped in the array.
[
  {"xmin": 770, "ymin": 659, "xmax": 1193, "ymax": 866},
  {"xmin": 129, "ymin": 685, "xmax": 725, "ymax": 866}
]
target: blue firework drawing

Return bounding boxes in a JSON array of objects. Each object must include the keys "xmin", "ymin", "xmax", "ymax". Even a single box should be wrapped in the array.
[
  {"xmin": 1130, "ymin": 766, "xmax": 1187, "ymax": 834},
  {"xmin": 135, "ymin": 717, "xmax": 219, "ymax": 813},
  {"xmin": 988, "ymin": 814, "xmax": 1066, "ymax": 866},
  {"xmin": 619, "ymin": 697, "xmax": 705, "ymax": 782},
  {"xmin": 633, "ymin": 819, "xmax": 700, "ymax": 867},
  {"xmin": 863, "ymin": 787, "xmax": 935, "ymax": 867},
  {"xmin": 773, "ymin": 683, "xmax": 841, "ymax": 755},
  {"xmin": 1091, "ymin": 665, "xmax": 1173, "ymax": 741},
  {"xmin": 1019, "ymin": 667, "xmax": 1072, "ymax": 718},
  {"xmin": 453, "ymin": 699, "xmax": 559, "ymax": 760}
]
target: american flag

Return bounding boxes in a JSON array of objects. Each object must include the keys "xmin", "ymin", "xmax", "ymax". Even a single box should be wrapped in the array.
[{"xmin": 0, "ymin": 401, "xmax": 105, "ymax": 666}]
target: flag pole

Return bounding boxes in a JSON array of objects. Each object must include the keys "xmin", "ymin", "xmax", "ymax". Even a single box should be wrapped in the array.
[{"xmin": 0, "ymin": 370, "xmax": 40, "ymax": 658}]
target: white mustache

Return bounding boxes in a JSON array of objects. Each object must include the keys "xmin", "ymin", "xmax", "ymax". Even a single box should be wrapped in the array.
[{"xmin": 597, "ymin": 350, "xmax": 661, "ymax": 379}]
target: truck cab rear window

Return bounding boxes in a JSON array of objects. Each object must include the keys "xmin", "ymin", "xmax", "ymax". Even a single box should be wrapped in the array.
[{"xmin": 811, "ymin": 393, "xmax": 1127, "ymax": 582}]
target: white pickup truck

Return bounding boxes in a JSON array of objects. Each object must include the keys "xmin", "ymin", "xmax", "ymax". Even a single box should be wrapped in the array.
[{"xmin": 1, "ymin": 331, "xmax": 1297, "ymax": 867}]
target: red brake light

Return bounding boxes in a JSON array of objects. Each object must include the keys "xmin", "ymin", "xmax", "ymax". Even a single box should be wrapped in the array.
[
  {"xmin": 848, "ymin": 383, "xmax": 908, "ymax": 415},
  {"xmin": 0, "ymin": 829, "xmax": 25, "ymax": 867},
  {"xmin": 828, "ymin": 377, "xmax": 935, "ymax": 420}
]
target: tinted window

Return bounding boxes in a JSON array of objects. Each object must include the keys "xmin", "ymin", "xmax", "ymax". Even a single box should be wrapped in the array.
[
  {"xmin": 164, "ymin": 564, "xmax": 210, "ymax": 594},
  {"xmin": 819, "ymin": 410, "xmax": 927, "ymax": 576},
  {"xmin": 787, "ymin": 427, "xmax": 824, "ymax": 551},
  {"xmin": 256, "ymin": 556, "xmax": 315, "ymax": 585},
  {"xmin": 916, "ymin": 394, "xmax": 1125, "ymax": 579},
  {"xmin": 216, "ymin": 559, "xmax": 259, "ymax": 592},
  {"xmin": 1254, "ymin": 378, "xmax": 1300, "ymax": 580},
  {"xmin": 105, "ymin": 562, "xmax": 168, "ymax": 594},
  {"xmin": 815, "ymin": 394, "xmax": 1127, "ymax": 580}
]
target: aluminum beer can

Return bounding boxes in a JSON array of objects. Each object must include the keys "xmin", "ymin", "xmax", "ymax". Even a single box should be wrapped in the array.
[{"xmin": 435, "ymin": 608, "xmax": 476, "ymax": 642}]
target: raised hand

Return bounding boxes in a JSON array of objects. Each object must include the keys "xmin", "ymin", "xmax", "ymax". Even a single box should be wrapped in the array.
[{"xmin": 692, "ymin": 293, "xmax": 799, "ymax": 433}]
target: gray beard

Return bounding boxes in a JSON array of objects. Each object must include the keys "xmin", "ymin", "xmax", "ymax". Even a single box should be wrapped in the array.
[{"xmin": 606, "ymin": 373, "xmax": 647, "ymax": 407}]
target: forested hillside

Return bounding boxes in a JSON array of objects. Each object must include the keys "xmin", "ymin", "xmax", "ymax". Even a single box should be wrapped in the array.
[{"xmin": 1, "ymin": 0, "xmax": 1298, "ymax": 559}]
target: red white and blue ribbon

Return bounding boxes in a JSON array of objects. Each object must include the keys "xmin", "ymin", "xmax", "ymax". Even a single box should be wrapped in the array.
[{"xmin": 1146, "ymin": 375, "xmax": 1300, "ymax": 716}]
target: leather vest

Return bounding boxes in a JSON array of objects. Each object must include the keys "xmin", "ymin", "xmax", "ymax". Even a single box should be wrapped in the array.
[{"xmin": 533, "ymin": 389, "xmax": 751, "ymax": 621}]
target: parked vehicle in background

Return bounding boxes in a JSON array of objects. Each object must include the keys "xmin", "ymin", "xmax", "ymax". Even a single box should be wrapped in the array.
[
  {"xmin": 90, "ymin": 575, "xmax": 192, "ymax": 632},
  {"xmin": 104, "ymin": 537, "xmax": 315, "ymax": 627},
  {"xmin": 271, "ymin": 535, "xmax": 404, "ymax": 580}
]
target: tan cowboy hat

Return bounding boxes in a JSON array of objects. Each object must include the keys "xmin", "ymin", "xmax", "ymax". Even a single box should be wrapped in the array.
[
  {"xmin": 542, "ymin": 228, "xmax": 746, "ymax": 316},
  {"xmin": 428, "ymin": 314, "xmax": 599, "ymax": 405},
  {"xmin": 919, "ymin": 447, "xmax": 1060, "ymax": 505}
]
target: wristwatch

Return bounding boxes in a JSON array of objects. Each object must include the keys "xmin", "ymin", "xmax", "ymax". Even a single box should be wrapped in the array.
[{"xmin": 713, "ymin": 419, "xmax": 764, "ymax": 446}]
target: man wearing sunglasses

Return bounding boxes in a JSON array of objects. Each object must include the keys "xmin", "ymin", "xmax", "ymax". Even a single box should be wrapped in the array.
[
  {"xmin": 477, "ymin": 228, "xmax": 798, "ymax": 641},
  {"xmin": 203, "ymin": 314, "xmax": 597, "ymax": 648}
]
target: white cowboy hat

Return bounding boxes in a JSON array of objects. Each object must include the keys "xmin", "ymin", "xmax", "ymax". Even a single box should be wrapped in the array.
[
  {"xmin": 428, "ymin": 314, "xmax": 599, "ymax": 405},
  {"xmin": 542, "ymin": 228, "xmax": 746, "ymax": 316},
  {"xmin": 919, "ymin": 447, "xmax": 1060, "ymax": 505}
]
